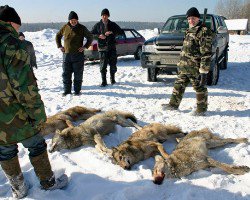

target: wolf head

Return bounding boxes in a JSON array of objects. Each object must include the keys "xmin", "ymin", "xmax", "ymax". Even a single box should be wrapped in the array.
[
  {"xmin": 49, "ymin": 128, "xmax": 83, "ymax": 153},
  {"xmin": 153, "ymin": 155, "xmax": 176, "ymax": 185},
  {"xmin": 112, "ymin": 149, "xmax": 134, "ymax": 170},
  {"xmin": 49, "ymin": 130, "xmax": 68, "ymax": 153}
]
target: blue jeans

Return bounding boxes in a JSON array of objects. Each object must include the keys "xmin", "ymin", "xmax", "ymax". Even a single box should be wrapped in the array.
[{"xmin": 0, "ymin": 133, "xmax": 47, "ymax": 161}]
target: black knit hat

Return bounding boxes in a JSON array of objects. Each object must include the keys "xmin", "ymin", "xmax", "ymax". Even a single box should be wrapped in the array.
[
  {"xmin": 0, "ymin": 5, "xmax": 21, "ymax": 25},
  {"xmin": 186, "ymin": 7, "xmax": 200, "ymax": 18},
  {"xmin": 68, "ymin": 11, "xmax": 78, "ymax": 20},
  {"xmin": 101, "ymin": 8, "xmax": 110, "ymax": 17},
  {"xmin": 18, "ymin": 32, "xmax": 25, "ymax": 37}
]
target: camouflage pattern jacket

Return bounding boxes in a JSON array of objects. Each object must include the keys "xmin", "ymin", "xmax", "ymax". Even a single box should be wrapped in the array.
[
  {"xmin": 177, "ymin": 21, "xmax": 213, "ymax": 75},
  {"xmin": 0, "ymin": 21, "xmax": 46, "ymax": 145}
]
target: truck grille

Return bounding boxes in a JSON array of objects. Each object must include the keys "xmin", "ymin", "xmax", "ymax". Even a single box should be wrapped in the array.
[
  {"xmin": 156, "ymin": 45, "xmax": 182, "ymax": 52},
  {"xmin": 147, "ymin": 54, "xmax": 180, "ymax": 65}
]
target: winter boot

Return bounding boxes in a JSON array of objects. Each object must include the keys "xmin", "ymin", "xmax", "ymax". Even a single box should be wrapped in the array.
[
  {"xmin": 62, "ymin": 92, "xmax": 71, "ymax": 97},
  {"xmin": 62, "ymin": 81, "xmax": 72, "ymax": 96},
  {"xmin": 74, "ymin": 80, "xmax": 82, "ymax": 95},
  {"xmin": 29, "ymin": 151, "xmax": 68, "ymax": 190},
  {"xmin": 110, "ymin": 73, "xmax": 116, "ymax": 85},
  {"xmin": 0, "ymin": 156, "xmax": 29, "ymax": 199},
  {"xmin": 100, "ymin": 72, "xmax": 107, "ymax": 87},
  {"xmin": 161, "ymin": 103, "xmax": 178, "ymax": 111},
  {"xmin": 190, "ymin": 109, "xmax": 206, "ymax": 116}
]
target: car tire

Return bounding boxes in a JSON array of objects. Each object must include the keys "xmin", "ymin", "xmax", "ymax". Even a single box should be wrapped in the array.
[
  {"xmin": 220, "ymin": 48, "xmax": 228, "ymax": 70},
  {"xmin": 134, "ymin": 47, "xmax": 142, "ymax": 60},
  {"xmin": 207, "ymin": 55, "xmax": 220, "ymax": 86},
  {"xmin": 147, "ymin": 68, "xmax": 157, "ymax": 82}
]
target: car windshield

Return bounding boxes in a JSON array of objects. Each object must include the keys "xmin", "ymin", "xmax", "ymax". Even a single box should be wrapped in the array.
[{"xmin": 161, "ymin": 15, "xmax": 213, "ymax": 33}]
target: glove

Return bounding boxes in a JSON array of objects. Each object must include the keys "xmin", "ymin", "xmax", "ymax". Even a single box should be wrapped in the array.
[{"xmin": 199, "ymin": 73, "xmax": 207, "ymax": 87}]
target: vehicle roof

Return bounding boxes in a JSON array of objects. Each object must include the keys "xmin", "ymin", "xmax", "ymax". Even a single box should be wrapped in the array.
[
  {"xmin": 122, "ymin": 28, "xmax": 136, "ymax": 31},
  {"xmin": 169, "ymin": 14, "xmax": 221, "ymax": 18}
]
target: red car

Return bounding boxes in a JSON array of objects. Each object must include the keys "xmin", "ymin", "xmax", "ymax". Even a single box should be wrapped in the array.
[{"xmin": 85, "ymin": 28, "xmax": 145, "ymax": 60}]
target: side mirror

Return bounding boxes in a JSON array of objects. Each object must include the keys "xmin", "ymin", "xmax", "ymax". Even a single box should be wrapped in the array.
[
  {"xmin": 153, "ymin": 28, "xmax": 160, "ymax": 35},
  {"xmin": 217, "ymin": 26, "xmax": 228, "ymax": 34}
]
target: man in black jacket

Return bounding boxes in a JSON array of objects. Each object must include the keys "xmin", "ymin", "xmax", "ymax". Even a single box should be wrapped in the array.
[
  {"xmin": 91, "ymin": 8, "xmax": 124, "ymax": 86},
  {"xmin": 19, "ymin": 32, "xmax": 37, "ymax": 69}
]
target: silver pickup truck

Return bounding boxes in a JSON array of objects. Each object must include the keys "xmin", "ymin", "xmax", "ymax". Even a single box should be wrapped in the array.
[{"xmin": 141, "ymin": 14, "xmax": 229, "ymax": 85}]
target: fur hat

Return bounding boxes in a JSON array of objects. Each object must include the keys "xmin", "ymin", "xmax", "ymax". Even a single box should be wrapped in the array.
[
  {"xmin": 101, "ymin": 8, "xmax": 110, "ymax": 17},
  {"xmin": 0, "ymin": 5, "xmax": 21, "ymax": 25},
  {"xmin": 68, "ymin": 11, "xmax": 78, "ymax": 20},
  {"xmin": 18, "ymin": 32, "xmax": 25, "ymax": 38},
  {"xmin": 186, "ymin": 7, "xmax": 200, "ymax": 18}
]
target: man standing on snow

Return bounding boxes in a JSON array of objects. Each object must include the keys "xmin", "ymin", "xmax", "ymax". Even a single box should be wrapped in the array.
[
  {"xmin": 56, "ymin": 11, "xmax": 93, "ymax": 96},
  {"xmin": 91, "ymin": 8, "xmax": 124, "ymax": 87},
  {"xmin": 0, "ymin": 5, "xmax": 68, "ymax": 199},
  {"xmin": 19, "ymin": 32, "xmax": 38, "ymax": 70},
  {"xmin": 162, "ymin": 7, "xmax": 213, "ymax": 116}
]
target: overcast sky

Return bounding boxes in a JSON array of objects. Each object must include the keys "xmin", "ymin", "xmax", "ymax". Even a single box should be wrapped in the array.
[{"xmin": 1, "ymin": 0, "xmax": 218, "ymax": 23}]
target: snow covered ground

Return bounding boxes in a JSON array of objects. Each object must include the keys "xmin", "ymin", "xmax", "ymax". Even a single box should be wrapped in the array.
[{"xmin": 0, "ymin": 29, "xmax": 249, "ymax": 200}]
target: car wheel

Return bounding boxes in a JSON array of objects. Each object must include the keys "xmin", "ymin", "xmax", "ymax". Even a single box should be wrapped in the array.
[
  {"xmin": 147, "ymin": 68, "xmax": 157, "ymax": 82},
  {"xmin": 134, "ymin": 47, "xmax": 142, "ymax": 60},
  {"xmin": 207, "ymin": 55, "xmax": 220, "ymax": 86},
  {"xmin": 220, "ymin": 48, "xmax": 228, "ymax": 70}
]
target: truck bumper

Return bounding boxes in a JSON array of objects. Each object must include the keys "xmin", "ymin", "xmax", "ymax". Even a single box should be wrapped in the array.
[{"xmin": 141, "ymin": 52, "xmax": 179, "ymax": 70}]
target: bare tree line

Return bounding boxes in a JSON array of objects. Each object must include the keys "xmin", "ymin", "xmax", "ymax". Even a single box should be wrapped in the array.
[
  {"xmin": 215, "ymin": 0, "xmax": 250, "ymax": 19},
  {"xmin": 20, "ymin": 21, "xmax": 164, "ymax": 32}
]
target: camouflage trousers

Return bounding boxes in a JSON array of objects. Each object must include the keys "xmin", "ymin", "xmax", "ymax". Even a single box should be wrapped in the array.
[{"xmin": 169, "ymin": 73, "xmax": 208, "ymax": 112}]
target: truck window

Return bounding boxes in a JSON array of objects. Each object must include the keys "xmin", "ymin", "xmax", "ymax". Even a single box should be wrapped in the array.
[
  {"xmin": 162, "ymin": 16, "xmax": 188, "ymax": 33},
  {"xmin": 162, "ymin": 15, "xmax": 214, "ymax": 33}
]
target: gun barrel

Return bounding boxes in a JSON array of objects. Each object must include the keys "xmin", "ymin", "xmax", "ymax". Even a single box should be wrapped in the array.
[{"xmin": 203, "ymin": 8, "xmax": 208, "ymax": 24}]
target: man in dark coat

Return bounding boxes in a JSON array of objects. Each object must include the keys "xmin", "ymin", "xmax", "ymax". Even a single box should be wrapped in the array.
[
  {"xmin": 0, "ymin": 5, "xmax": 68, "ymax": 199},
  {"xmin": 19, "ymin": 32, "xmax": 37, "ymax": 69},
  {"xmin": 56, "ymin": 11, "xmax": 93, "ymax": 96},
  {"xmin": 91, "ymin": 8, "xmax": 124, "ymax": 86}
]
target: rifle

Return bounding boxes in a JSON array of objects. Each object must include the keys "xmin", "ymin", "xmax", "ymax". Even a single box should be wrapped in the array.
[{"xmin": 202, "ymin": 8, "xmax": 208, "ymax": 26}]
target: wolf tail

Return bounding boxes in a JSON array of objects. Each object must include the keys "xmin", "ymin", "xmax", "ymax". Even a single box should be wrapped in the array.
[
  {"xmin": 107, "ymin": 110, "xmax": 137, "ymax": 123},
  {"xmin": 163, "ymin": 124, "xmax": 183, "ymax": 135},
  {"xmin": 105, "ymin": 110, "xmax": 142, "ymax": 129},
  {"xmin": 74, "ymin": 106, "xmax": 101, "ymax": 114}
]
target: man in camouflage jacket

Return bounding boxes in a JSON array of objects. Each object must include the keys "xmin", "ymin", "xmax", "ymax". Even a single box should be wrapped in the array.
[
  {"xmin": 0, "ymin": 5, "xmax": 67, "ymax": 199},
  {"xmin": 56, "ymin": 11, "xmax": 93, "ymax": 96},
  {"xmin": 162, "ymin": 7, "xmax": 213, "ymax": 116}
]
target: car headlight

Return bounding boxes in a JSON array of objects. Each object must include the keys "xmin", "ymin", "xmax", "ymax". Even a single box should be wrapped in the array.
[{"xmin": 142, "ymin": 45, "xmax": 155, "ymax": 53}]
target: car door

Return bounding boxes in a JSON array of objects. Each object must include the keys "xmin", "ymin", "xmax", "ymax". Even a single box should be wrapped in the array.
[
  {"xmin": 214, "ymin": 16, "xmax": 224, "ymax": 56},
  {"xmin": 218, "ymin": 16, "xmax": 229, "ymax": 51},
  {"xmin": 124, "ymin": 30, "xmax": 138, "ymax": 54},
  {"xmin": 116, "ymin": 33, "xmax": 127, "ymax": 56}
]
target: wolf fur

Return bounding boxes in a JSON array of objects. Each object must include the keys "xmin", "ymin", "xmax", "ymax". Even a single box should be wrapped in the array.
[
  {"xmin": 152, "ymin": 128, "xmax": 249, "ymax": 185},
  {"xmin": 94, "ymin": 123, "xmax": 184, "ymax": 169},
  {"xmin": 49, "ymin": 110, "xmax": 140, "ymax": 152},
  {"xmin": 40, "ymin": 106, "xmax": 101, "ymax": 136}
]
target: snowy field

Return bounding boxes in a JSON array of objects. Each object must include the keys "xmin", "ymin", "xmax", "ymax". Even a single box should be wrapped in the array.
[{"xmin": 0, "ymin": 29, "xmax": 249, "ymax": 200}]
